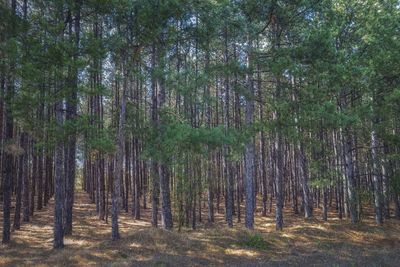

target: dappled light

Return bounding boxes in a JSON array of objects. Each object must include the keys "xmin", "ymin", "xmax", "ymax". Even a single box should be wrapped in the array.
[
  {"xmin": 1, "ymin": 190, "xmax": 400, "ymax": 266},
  {"xmin": 1, "ymin": 0, "xmax": 400, "ymax": 266}
]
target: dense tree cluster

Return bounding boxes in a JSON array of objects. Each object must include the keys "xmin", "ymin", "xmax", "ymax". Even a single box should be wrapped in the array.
[{"xmin": 1, "ymin": 0, "xmax": 399, "ymax": 248}]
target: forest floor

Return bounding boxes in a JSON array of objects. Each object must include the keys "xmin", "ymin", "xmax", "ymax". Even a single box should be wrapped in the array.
[{"xmin": 1, "ymin": 190, "xmax": 400, "ymax": 267}]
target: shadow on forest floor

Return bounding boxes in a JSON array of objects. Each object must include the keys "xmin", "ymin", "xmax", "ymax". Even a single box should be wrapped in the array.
[{"xmin": 1, "ymin": 190, "xmax": 400, "ymax": 266}]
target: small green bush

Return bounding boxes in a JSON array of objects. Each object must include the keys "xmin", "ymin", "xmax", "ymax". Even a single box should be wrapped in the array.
[{"xmin": 240, "ymin": 232, "xmax": 270, "ymax": 250}]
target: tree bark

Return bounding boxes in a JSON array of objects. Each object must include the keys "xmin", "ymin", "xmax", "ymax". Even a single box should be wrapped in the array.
[
  {"xmin": 112, "ymin": 68, "xmax": 127, "ymax": 240},
  {"xmin": 2, "ymin": 0, "xmax": 16, "ymax": 244},
  {"xmin": 13, "ymin": 134, "xmax": 24, "ymax": 230},
  {"xmin": 370, "ymin": 121, "xmax": 383, "ymax": 225},
  {"xmin": 224, "ymin": 29, "xmax": 233, "ymax": 228},
  {"xmin": 340, "ymin": 92, "xmax": 358, "ymax": 223},
  {"xmin": 63, "ymin": 0, "xmax": 81, "ymax": 236},
  {"xmin": 244, "ymin": 31, "xmax": 254, "ymax": 230},
  {"xmin": 157, "ymin": 34, "xmax": 173, "ymax": 229},
  {"xmin": 54, "ymin": 99, "xmax": 65, "ymax": 249},
  {"xmin": 22, "ymin": 133, "xmax": 29, "ymax": 222}
]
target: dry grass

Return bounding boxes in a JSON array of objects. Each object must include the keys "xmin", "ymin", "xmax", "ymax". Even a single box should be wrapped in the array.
[{"xmin": 1, "ymin": 190, "xmax": 400, "ymax": 266}]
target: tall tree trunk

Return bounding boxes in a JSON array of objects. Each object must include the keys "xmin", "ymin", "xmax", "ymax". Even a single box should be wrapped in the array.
[
  {"xmin": 151, "ymin": 44, "xmax": 159, "ymax": 228},
  {"xmin": 112, "ymin": 68, "xmax": 127, "ymax": 240},
  {"xmin": 30, "ymin": 146, "xmax": 36, "ymax": 216},
  {"xmin": 54, "ymin": 97, "xmax": 65, "ymax": 249},
  {"xmin": 159, "ymin": 163, "xmax": 173, "ymax": 229},
  {"xmin": 341, "ymin": 129, "xmax": 358, "ymax": 222},
  {"xmin": 332, "ymin": 131, "xmax": 343, "ymax": 219},
  {"xmin": 244, "ymin": 31, "xmax": 254, "ymax": 230},
  {"xmin": 293, "ymin": 76, "xmax": 313, "ymax": 218},
  {"xmin": 224, "ymin": 29, "xmax": 233, "ymax": 228},
  {"xmin": 259, "ymin": 71, "xmax": 267, "ymax": 217},
  {"xmin": 205, "ymin": 48, "xmax": 214, "ymax": 223},
  {"xmin": 22, "ymin": 133, "xmax": 29, "ymax": 222},
  {"xmin": 64, "ymin": 0, "xmax": 81, "ymax": 236},
  {"xmin": 370, "ymin": 120, "xmax": 383, "ymax": 225},
  {"xmin": 275, "ymin": 123, "xmax": 284, "ymax": 230},
  {"xmin": 2, "ymin": 0, "xmax": 16, "ymax": 244},
  {"xmin": 274, "ymin": 21, "xmax": 283, "ymax": 231},
  {"xmin": 13, "ymin": 134, "xmax": 24, "ymax": 230},
  {"xmin": 134, "ymin": 141, "xmax": 140, "ymax": 219},
  {"xmin": 99, "ymin": 156, "xmax": 105, "ymax": 220},
  {"xmin": 157, "ymin": 34, "xmax": 173, "ymax": 229},
  {"xmin": 382, "ymin": 143, "xmax": 390, "ymax": 220},
  {"xmin": 340, "ymin": 92, "xmax": 358, "ymax": 223},
  {"xmin": 124, "ymin": 139, "xmax": 130, "ymax": 213}
]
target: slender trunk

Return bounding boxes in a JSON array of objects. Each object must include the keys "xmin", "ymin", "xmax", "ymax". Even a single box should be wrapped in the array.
[
  {"xmin": 2, "ymin": 0, "xmax": 16, "ymax": 244},
  {"xmin": 134, "ymin": 140, "xmax": 140, "ymax": 219},
  {"xmin": 224, "ymin": 29, "xmax": 233, "ymax": 228},
  {"xmin": 292, "ymin": 76, "xmax": 312, "ymax": 218},
  {"xmin": 112, "ymin": 67, "xmax": 127, "ymax": 240},
  {"xmin": 30, "ymin": 147, "xmax": 36, "ymax": 216},
  {"xmin": 13, "ymin": 135, "xmax": 23, "ymax": 230},
  {"xmin": 54, "ymin": 99, "xmax": 64, "ymax": 249},
  {"xmin": 159, "ymin": 163, "xmax": 173, "ymax": 229},
  {"xmin": 274, "ymin": 21, "xmax": 283, "ymax": 231},
  {"xmin": 99, "ymin": 157, "xmax": 105, "ymax": 220},
  {"xmin": 157, "ymin": 34, "xmax": 173, "ymax": 229},
  {"xmin": 244, "ymin": 31, "xmax": 254, "ymax": 230},
  {"xmin": 205, "ymin": 49, "xmax": 214, "ymax": 223},
  {"xmin": 22, "ymin": 133, "xmax": 29, "ymax": 222},
  {"xmin": 268, "ymin": 141, "xmax": 274, "ymax": 214},
  {"xmin": 151, "ymin": 44, "xmax": 159, "ymax": 228},
  {"xmin": 332, "ymin": 131, "xmax": 343, "ymax": 219},
  {"xmin": 382, "ymin": 143, "xmax": 390, "ymax": 220},
  {"xmin": 322, "ymin": 188, "xmax": 327, "ymax": 221},
  {"xmin": 124, "ymin": 140, "xmax": 130, "ymax": 213},
  {"xmin": 371, "ymin": 122, "xmax": 383, "ymax": 225},
  {"xmin": 259, "ymin": 82, "xmax": 267, "ymax": 217},
  {"xmin": 63, "ymin": 3, "xmax": 80, "ymax": 235},
  {"xmin": 340, "ymin": 92, "xmax": 358, "ymax": 223},
  {"xmin": 291, "ymin": 146, "xmax": 299, "ymax": 214},
  {"xmin": 275, "ymin": 126, "xmax": 284, "ymax": 230}
]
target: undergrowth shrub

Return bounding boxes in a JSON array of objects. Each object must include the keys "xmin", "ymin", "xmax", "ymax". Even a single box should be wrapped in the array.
[{"xmin": 239, "ymin": 231, "xmax": 270, "ymax": 250}]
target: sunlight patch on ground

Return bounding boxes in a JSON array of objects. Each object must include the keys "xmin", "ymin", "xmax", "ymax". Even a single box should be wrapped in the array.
[
  {"xmin": 64, "ymin": 238, "xmax": 91, "ymax": 246},
  {"xmin": 0, "ymin": 257, "xmax": 12, "ymax": 265},
  {"xmin": 1, "ymin": 190, "xmax": 400, "ymax": 266},
  {"xmin": 225, "ymin": 248, "xmax": 260, "ymax": 257},
  {"xmin": 90, "ymin": 251, "xmax": 115, "ymax": 260},
  {"xmin": 129, "ymin": 242, "xmax": 142, "ymax": 248}
]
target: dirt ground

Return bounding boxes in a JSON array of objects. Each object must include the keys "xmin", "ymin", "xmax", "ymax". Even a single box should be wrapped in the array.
[{"xmin": 1, "ymin": 189, "xmax": 400, "ymax": 266}]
